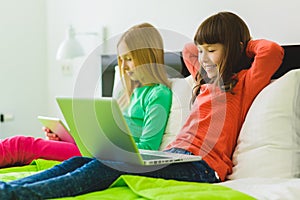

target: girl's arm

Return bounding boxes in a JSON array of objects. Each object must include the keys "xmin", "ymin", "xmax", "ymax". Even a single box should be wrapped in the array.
[
  {"xmin": 245, "ymin": 39, "xmax": 284, "ymax": 92},
  {"xmin": 242, "ymin": 39, "xmax": 284, "ymax": 116},
  {"xmin": 136, "ymin": 87, "xmax": 172, "ymax": 150},
  {"xmin": 182, "ymin": 43, "xmax": 200, "ymax": 78}
]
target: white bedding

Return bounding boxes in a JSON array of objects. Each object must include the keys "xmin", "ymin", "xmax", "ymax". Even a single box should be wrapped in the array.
[
  {"xmin": 218, "ymin": 178, "xmax": 300, "ymax": 200},
  {"xmin": 219, "ymin": 69, "xmax": 300, "ymax": 200}
]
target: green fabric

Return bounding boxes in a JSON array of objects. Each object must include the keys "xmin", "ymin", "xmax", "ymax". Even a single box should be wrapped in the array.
[
  {"xmin": 0, "ymin": 159, "xmax": 60, "ymax": 182},
  {"xmin": 123, "ymin": 84, "xmax": 172, "ymax": 150},
  {"xmin": 111, "ymin": 175, "xmax": 254, "ymax": 200},
  {"xmin": 0, "ymin": 160, "xmax": 254, "ymax": 200},
  {"xmin": 57, "ymin": 175, "xmax": 255, "ymax": 200}
]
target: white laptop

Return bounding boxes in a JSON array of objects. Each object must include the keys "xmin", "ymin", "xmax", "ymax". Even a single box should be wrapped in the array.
[{"xmin": 56, "ymin": 97, "xmax": 201, "ymax": 166}]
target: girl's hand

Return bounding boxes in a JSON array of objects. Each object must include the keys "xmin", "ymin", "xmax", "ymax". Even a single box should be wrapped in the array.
[{"xmin": 42, "ymin": 127, "xmax": 61, "ymax": 141}]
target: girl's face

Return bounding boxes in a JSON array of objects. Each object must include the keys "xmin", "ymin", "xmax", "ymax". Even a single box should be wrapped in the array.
[
  {"xmin": 197, "ymin": 43, "xmax": 225, "ymax": 79},
  {"xmin": 118, "ymin": 42, "xmax": 139, "ymax": 81}
]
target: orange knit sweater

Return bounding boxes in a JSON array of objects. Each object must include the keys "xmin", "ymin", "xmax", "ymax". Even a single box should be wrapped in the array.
[{"xmin": 165, "ymin": 40, "xmax": 284, "ymax": 181}]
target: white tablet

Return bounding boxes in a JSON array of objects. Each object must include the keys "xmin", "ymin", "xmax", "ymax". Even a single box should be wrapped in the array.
[{"xmin": 37, "ymin": 116, "xmax": 75, "ymax": 144}]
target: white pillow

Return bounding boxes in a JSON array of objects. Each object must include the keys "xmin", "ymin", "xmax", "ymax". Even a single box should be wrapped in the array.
[
  {"xmin": 112, "ymin": 66, "xmax": 194, "ymax": 150},
  {"xmin": 159, "ymin": 75, "xmax": 193, "ymax": 150},
  {"xmin": 112, "ymin": 65, "xmax": 124, "ymax": 99},
  {"xmin": 228, "ymin": 69, "xmax": 300, "ymax": 179}
]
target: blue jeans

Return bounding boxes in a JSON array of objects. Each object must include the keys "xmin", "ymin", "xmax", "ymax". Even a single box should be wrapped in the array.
[{"xmin": 0, "ymin": 148, "xmax": 220, "ymax": 199}]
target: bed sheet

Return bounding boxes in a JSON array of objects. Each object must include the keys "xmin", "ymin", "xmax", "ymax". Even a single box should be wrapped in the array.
[{"xmin": 218, "ymin": 177, "xmax": 300, "ymax": 200}]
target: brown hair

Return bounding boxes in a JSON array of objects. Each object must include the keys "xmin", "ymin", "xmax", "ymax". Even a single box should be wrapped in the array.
[{"xmin": 192, "ymin": 11, "xmax": 251, "ymax": 103}]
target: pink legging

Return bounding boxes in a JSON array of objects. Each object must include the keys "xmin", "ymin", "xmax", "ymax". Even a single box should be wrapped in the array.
[{"xmin": 0, "ymin": 135, "xmax": 81, "ymax": 168}]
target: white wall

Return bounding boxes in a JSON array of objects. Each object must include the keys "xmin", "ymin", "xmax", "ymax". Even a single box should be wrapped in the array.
[
  {"xmin": 1, "ymin": 0, "xmax": 299, "ymax": 138},
  {"xmin": 0, "ymin": 0, "xmax": 47, "ymax": 138}
]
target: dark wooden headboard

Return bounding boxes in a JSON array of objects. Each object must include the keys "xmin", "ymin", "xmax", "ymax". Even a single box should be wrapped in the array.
[
  {"xmin": 101, "ymin": 44, "xmax": 300, "ymax": 97},
  {"xmin": 100, "ymin": 52, "xmax": 190, "ymax": 97}
]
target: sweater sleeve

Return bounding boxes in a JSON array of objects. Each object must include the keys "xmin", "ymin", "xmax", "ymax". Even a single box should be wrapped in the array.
[
  {"xmin": 182, "ymin": 43, "xmax": 200, "ymax": 78},
  {"xmin": 242, "ymin": 39, "xmax": 284, "ymax": 115},
  {"xmin": 246, "ymin": 39, "xmax": 284, "ymax": 83},
  {"xmin": 244, "ymin": 40, "xmax": 284, "ymax": 92}
]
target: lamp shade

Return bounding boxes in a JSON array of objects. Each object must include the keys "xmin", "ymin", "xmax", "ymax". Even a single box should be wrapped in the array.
[{"xmin": 56, "ymin": 26, "xmax": 85, "ymax": 60}]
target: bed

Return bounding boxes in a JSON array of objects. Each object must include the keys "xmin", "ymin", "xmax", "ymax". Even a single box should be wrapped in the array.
[{"xmin": 0, "ymin": 44, "xmax": 299, "ymax": 199}]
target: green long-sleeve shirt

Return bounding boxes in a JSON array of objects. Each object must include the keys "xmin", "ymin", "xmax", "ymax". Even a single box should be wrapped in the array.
[{"xmin": 123, "ymin": 84, "xmax": 172, "ymax": 150}]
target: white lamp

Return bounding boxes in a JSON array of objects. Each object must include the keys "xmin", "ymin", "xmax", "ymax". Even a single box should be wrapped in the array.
[{"xmin": 56, "ymin": 26, "xmax": 85, "ymax": 60}]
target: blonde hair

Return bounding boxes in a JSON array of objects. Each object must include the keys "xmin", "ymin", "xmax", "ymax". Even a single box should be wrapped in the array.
[{"xmin": 117, "ymin": 23, "xmax": 171, "ymax": 105}]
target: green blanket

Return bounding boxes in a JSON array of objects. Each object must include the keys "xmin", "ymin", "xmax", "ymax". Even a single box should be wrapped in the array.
[
  {"xmin": 0, "ymin": 159, "xmax": 60, "ymax": 182},
  {"xmin": 0, "ymin": 159, "xmax": 254, "ymax": 200}
]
